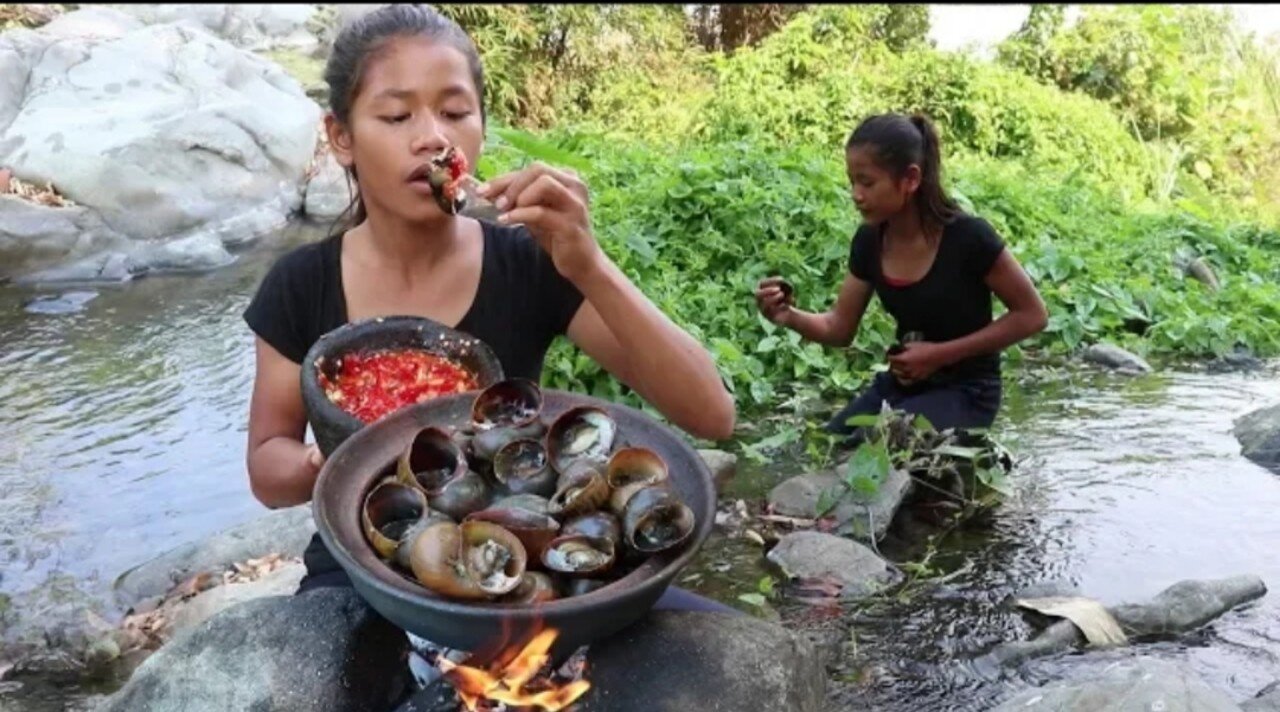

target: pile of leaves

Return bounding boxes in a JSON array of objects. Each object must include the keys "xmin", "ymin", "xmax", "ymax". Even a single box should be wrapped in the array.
[
  {"xmin": 0, "ymin": 168, "xmax": 76, "ymax": 207},
  {"xmin": 116, "ymin": 553, "xmax": 299, "ymax": 656}
]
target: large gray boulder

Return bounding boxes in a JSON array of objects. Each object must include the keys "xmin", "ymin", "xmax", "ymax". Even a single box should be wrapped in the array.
[
  {"xmin": 96, "ymin": 588, "xmax": 412, "ymax": 712},
  {"xmin": 577, "ymin": 611, "xmax": 826, "ymax": 712},
  {"xmin": 407, "ymin": 611, "xmax": 827, "ymax": 712},
  {"xmin": 992, "ymin": 658, "xmax": 1242, "ymax": 712},
  {"xmin": 1235, "ymin": 403, "xmax": 1280, "ymax": 475},
  {"xmin": 0, "ymin": 7, "xmax": 321, "ymax": 281}
]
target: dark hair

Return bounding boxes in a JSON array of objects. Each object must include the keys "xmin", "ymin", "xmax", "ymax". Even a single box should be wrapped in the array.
[
  {"xmin": 845, "ymin": 112, "xmax": 961, "ymax": 234},
  {"xmin": 324, "ymin": 4, "xmax": 486, "ymax": 232}
]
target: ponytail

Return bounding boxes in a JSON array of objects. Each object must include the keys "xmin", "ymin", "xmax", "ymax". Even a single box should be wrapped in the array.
[
  {"xmin": 907, "ymin": 113, "xmax": 959, "ymax": 232},
  {"xmin": 846, "ymin": 112, "xmax": 961, "ymax": 236}
]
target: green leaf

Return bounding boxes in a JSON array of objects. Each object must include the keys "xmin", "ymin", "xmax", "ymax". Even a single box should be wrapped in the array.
[
  {"xmin": 843, "ymin": 414, "xmax": 882, "ymax": 428},
  {"xmin": 844, "ymin": 441, "xmax": 890, "ymax": 495},
  {"xmin": 738, "ymin": 593, "xmax": 767, "ymax": 608},
  {"xmin": 816, "ymin": 487, "xmax": 841, "ymax": 517},
  {"xmin": 491, "ymin": 127, "xmax": 593, "ymax": 173},
  {"xmin": 931, "ymin": 445, "xmax": 985, "ymax": 460}
]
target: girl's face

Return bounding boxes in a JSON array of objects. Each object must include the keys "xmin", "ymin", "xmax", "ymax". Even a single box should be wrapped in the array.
[
  {"xmin": 327, "ymin": 35, "xmax": 485, "ymax": 222},
  {"xmin": 845, "ymin": 145, "xmax": 921, "ymax": 225}
]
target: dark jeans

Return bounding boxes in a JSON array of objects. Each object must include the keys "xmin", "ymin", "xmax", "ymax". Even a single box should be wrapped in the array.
[
  {"xmin": 296, "ymin": 534, "xmax": 738, "ymax": 615},
  {"xmin": 826, "ymin": 371, "xmax": 1002, "ymax": 438}
]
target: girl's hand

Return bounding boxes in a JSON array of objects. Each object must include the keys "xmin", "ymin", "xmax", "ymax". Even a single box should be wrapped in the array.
[
  {"xmin": 475, "ymin": 163, "xmax": 604, "ymax": 284},
  {"xmin": 755, "ymin": 277, "xmax": 795, "ymax": 326},
  {"xmin": 887, "ymin": 341, "xmax": 948, "ymax": 382}
]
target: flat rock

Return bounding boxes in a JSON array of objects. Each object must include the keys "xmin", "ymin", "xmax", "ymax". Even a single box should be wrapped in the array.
[
  {"xmin": 22, "ymin": 290, "xmax": 99, "ymax": 315},
  {"xmin": 766, "ymin": 531, "xmax": 901, "ymax": 599},
  {"xmin": 768, "ymin": 467, "xmax": 910, "ymax": 544},
  {"xmin": 1234, "ymin": 403, "xmax": 1280, "ymax": 475},
  {"xmin": 112, "ymin": 505, "xmax": 314, "ymax": 608},
  {"xmin": 992, "ymin": 658, "xmax": 1242, "ymax": 712},
  {"xmin": 97, "ymin": 587, "xmax": 411, "ymax": 712},
  {"xmin": 1082, "ymin": 343, "xmax": 1153, "ymax": 373}
]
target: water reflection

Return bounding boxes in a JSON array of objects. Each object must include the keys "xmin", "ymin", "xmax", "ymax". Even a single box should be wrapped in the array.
[
  {"xmin": 692, "ymin": 367, "xmax": 1280, "ymax": 710},
  {"xmin": 0, "ymin": 223, "xmax": 328, "ymax": 627}
]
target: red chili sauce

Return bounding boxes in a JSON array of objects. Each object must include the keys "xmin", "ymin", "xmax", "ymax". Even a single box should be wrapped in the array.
[{"xmin": 321, "ymin": 349, "xmax": 479, "ymax": 423}]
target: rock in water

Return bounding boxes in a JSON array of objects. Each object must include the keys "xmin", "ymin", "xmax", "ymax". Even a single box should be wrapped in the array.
[
  {"xmin": 768, "ymin": 468, "xmax": 910, "ymax": 544},
  {"xmin": 1082, "ymin": 343, "xmax": 1153, "ymax": 373},
  {"xmin": 766, "ymin": 531, "xmax": 901, "ymax": 598},
  {"xmin": 983, "ymin": 575, "xmax": 1267, "ymax": 668},
  {"xmin": 992, "ymin": 658, "xmax": 1242, "ymax": 711},
  {"xmin": 22, "ymin": 290, "xmax": 98, "ymax": 314},
  {"xmin": 1234, "ymin": 403, "xmax": 1280, "ymax": 475}
]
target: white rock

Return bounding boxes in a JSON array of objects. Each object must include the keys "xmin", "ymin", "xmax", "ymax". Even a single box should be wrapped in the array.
[
  {"xmin": 108, "ymin": 5, "xmax": 321, "ymax": 53},
  {"xmin": 303, "ymin": 150, "xmax": 353, "ymax": 220},
  {"xmin": 0, "ymin": 10, "xmax": 322, "ymax": 278}
]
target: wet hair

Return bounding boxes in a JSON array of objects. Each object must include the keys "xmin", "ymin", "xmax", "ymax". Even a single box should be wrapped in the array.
[
  {"xmin": 846, "ymin": 112, "xmax": 961, "ymax": 235},
  {"xmin": 323, "ymin": 4, "xmax": 486, "ymax": 231}
]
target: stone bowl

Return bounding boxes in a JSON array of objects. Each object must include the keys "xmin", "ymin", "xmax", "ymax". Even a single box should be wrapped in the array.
[
  {"xmin": 300, "ymin": 316, "xmax": 505, "ymax": 458},
  {"xmin": 311, "ymin": 390, "xmax": 716, "ymax": 657}
]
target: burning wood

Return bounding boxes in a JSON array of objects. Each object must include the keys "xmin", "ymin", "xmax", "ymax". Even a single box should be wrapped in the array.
[{"xmin": 435, "ymin": 628, "xmax": 590, "ymax": 712}]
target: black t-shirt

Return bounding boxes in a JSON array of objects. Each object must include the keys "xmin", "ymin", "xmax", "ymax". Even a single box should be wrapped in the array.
[
  {"xmin": 243, "ymin": 220, "xmax": 585, "ymax": 376},
  {"xmin": 849, "ymin": 214, "xmax": 1006, "ymax": 381}
]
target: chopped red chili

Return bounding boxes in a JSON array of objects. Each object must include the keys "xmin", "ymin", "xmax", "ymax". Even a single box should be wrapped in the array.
[{"xmin": 321, "ymin": 348, "xmax": 479, "ymax": 423}]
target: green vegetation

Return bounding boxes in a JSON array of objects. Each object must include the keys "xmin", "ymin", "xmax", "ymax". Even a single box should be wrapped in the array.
[{"xmin": 447, "ymin": 5, "xmax": 1280, "ymax": 456}]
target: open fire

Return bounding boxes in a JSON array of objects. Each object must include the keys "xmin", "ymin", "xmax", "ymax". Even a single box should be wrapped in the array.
[{"xmin": 435, "ymin": 627, "xmax": 591, "ymax": 712}]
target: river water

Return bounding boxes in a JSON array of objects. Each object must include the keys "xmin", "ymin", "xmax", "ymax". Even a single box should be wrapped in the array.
[{"xmin": 1, "ymin": 222, "xmax": 1278, "ymax": 710}]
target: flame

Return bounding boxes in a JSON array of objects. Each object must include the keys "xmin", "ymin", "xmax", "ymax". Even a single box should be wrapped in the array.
[{"xmin": 439, "ymin": 627, "xmax": 591, "ymax": 712}]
